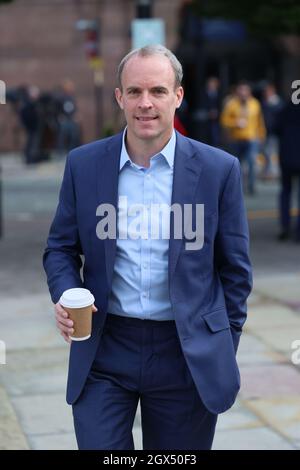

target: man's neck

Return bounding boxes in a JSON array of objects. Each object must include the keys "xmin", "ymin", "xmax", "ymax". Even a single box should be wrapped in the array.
[{"xmin": 125, "ymin": 131, "xmax": 173, "ymax": 168}]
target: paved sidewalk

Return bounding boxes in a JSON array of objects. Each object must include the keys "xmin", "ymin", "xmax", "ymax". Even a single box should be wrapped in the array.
[{"xmin": 0, "ymin": 154, "xmax": 300, "ymax": 450}]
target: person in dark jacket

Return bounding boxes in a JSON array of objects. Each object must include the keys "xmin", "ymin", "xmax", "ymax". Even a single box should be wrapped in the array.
[
  {"xmin": 19, "ymin": 86, "xmax": 41, "ymax": 165},
  {"xmin": 56, "ymin": 79, "xmax": 81, "ymax": 154},
  {"xmin": 261, "ymin": 83, "xmax": 283, "ymax": 178},
  {"xmin": 194, "ymin": 77, "xmax": 221, "ymax": 147},
  {"xmin": 277, "ymin": 101, "xmax": 300, "ymax": 241}
]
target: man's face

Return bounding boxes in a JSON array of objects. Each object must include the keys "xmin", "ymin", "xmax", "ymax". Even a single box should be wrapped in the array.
[
  {"xmin": 236, "ymin": 84, "xmax": 251, "ymax": 102},
  {"xmin": 115, "ymin": 54, "xmax": 183, "ymax": 143}
]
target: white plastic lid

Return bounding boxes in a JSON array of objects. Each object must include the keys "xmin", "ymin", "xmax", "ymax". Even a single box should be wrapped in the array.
[{"xmin": 59, "ymin": 288, "xmax": 95, "ymax": 309}]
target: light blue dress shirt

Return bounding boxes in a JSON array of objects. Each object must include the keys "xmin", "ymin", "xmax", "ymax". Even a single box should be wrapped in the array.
[{"xmin": 107, "ymin": 129, "xmax": 176, "ymax": 320}]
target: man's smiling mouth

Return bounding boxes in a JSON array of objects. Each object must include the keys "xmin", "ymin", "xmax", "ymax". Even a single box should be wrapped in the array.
[{"xmin": 136, "ymin": 116, "xmax": 158, "ymax": 121}]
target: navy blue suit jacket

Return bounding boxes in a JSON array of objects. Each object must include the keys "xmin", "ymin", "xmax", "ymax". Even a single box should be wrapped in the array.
[{"xmin": 43, "ymin": 131, "xmax": 252, "ymax": 414}]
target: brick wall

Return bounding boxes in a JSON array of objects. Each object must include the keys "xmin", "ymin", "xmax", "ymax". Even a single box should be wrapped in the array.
[{"xmin": 0, "ymin": 0, "xmax": 181, "ymax": 152}]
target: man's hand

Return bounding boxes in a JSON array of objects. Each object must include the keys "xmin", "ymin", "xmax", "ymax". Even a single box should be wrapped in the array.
[{"xmin": 55, "ymin": 302, "xmax": 98, "ymax": 343}]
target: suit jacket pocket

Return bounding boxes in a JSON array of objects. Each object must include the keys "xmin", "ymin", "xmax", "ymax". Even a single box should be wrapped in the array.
[{"xmin": 203, "ymin": 308, "xmax": 230, "ymax": 333}]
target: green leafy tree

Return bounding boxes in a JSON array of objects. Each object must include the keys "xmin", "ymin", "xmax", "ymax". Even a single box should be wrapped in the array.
[{"xmin": 191, "ymin": 0, "xmax": 300, "ymax": 36}]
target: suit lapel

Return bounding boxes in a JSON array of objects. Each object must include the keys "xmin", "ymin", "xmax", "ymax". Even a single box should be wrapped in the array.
[
  {"xmin": 96, "ymin": 133, "xmax": 122, "ymax": 287},
  {"xmin": 168, "ymin": 132, "xmax": 203, "ymax": 281}
]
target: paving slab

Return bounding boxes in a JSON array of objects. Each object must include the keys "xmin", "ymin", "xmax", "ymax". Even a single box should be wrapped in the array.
[
  {"xmin": 246, "ymin": 304, "xmax": 300, "ymax": 330},
  {"xmin": 253, "ymin": 274, "xmax": 300, "ymax": 306},
  {"xmin": 133, "ymin": 425, "xmax": 143, "ymax": 451},
  {"xmin": 216, "ymin": 405, "xmax": 262, "ymax": 431},
  {"xmin": 0, "ymin": 295, "xmax": 63, "ymax": 352},
  {"xmin": 253, "ymin": 325, "xmax": 300, "ymax": 358},
  {"xmin": 0, "ymin": 348, "xmax": 68, "ymax": 397},
  {"xmin": 237, "ymin": 333, "xmax": 287, "ymax": 366},
  {"xmin": 245, "ymin": 397, "xmax": 300, "ymax": 442},
  {"xmin": 0, "ymin": 385, "xmax": 29, "ymax": 450},
  {"xmin": 212, "ymin": 427, "xmax": 295, "ymax": 450},
  {"xmin": 28, "ymin": 432, "xmax": 77, "ymax": 450},
  {"xmin": 240, "ymin": 364, "xmax": 300, "ymax": 400},
  {"xmin": 11, "ymin": 393, "xmax": 74, "ymax": 436},
  {"xmin": 247, "ymin": 292, "xmax": 265, "ymax": 307}
]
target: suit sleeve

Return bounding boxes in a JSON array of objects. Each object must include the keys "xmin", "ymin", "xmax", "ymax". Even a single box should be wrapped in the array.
[
  {"xmin": 215, "ymin": 158, "xmax": 253, "ymax": 353},
  {"xmin": 43, "ymin": 152, "xmax": 83, "ymax": 304}
]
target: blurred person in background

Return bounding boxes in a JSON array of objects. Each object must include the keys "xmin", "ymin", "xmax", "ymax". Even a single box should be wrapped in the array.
[
  {"xmin": 261, "ymin": 83, "xmax": 284, "ymax": 179},
  {"xmin": 7, "ymin": 85, "xmax": 59, "ymax": 164},
  {"xmin": 201, "ymin": 76, "xmax": 221, "ymax": 147},
  {"xmin": 221, "ymin": 81, "xmax": 266, "ymax": 194},
  {"xmin": 37, "ymin": 91, "xmax": 59, "ymax": 162},
  {"xmin": 56, "ymin": 79, "xmax": 81, "ymax": 155},
  {"xmin": 192, "ymin": 77, "xmax": 221, "ymax": 147},
  {"xmin": 276, "ymin": 101, "xmax": 300, "ymax": 242},
  {"xmin": 18, "ymin": 85, "xmax": 41, "ymax": 165}
]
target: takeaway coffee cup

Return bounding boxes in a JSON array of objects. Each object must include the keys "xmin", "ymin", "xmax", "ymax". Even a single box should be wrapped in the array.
[{"xmin": 59, "ymin": 288, "xmax": 95, "ymax": 341}]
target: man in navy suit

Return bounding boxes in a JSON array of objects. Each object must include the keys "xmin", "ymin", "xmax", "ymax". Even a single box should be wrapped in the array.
[{"xmin": 43, "ymin": 45, "xmax": 252, "ymax": 450}]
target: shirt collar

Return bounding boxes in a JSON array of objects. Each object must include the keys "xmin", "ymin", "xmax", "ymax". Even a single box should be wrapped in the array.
[{"xmin": 119, "ymin": 127, "xmax": 176, "ymax": 171}]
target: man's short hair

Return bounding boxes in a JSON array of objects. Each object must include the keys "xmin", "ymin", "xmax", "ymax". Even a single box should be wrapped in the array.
[
  {"xmin": 236, "ymin": 80, "xmax": 251, "ymax": 89},
  {"xmin": 117, "ymin": 44, "xmax": 183, "ymax": 90}
]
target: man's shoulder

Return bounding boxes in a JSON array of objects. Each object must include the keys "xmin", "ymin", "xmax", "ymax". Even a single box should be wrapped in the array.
[
  {"xmin": 223, "ymin": 96, "xmax": 238, "ymax": 109},
  {"xmin": 68, "ymin": 133, "xmax": 122, "ymax": 163},
  {"xmin": 180, "ymin": 134, "xmax": 237, "ymax": 168},
  {"xmin": 249, "ymin": 96, "xmax": 262, "ymax": 109}
]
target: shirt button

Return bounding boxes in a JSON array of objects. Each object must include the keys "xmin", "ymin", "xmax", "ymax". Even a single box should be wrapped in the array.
[
  {"xmin": 142, "ymin": 292, "xmax": 148, "ymax": 298},
  {"xmin": 143, "ymin": 263, "xmax": 148, "ymax": 269}
]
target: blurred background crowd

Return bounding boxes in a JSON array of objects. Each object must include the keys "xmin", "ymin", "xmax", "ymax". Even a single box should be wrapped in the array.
[
  {"xmin": 6, "ymin": 79, "xmax": 81, "ymax": 165},
  {"xmin": 0, "ymin": 0, "xmax": 300, "ymax": 233},
  {"xmin": 0, "ymin": 0, "xmax": 300, "ymax": 241}
]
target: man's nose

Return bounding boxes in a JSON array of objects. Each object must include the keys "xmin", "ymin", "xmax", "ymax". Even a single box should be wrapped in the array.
[{"xmin": 138, "ymin": 92, "xmax": 153, "ymax": 108}]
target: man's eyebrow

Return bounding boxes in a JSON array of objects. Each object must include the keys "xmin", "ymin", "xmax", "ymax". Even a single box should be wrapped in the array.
[
  {"xmin": 151, "ymin": 86, "xmax": 168, "ymax": 92},
  {"xmin": 126, "ymin": 86, "xmax": 140, "ymax": 92},
  {"xmin": 125, "ymin": 86, "xmax": 169, "ymax": 92}
]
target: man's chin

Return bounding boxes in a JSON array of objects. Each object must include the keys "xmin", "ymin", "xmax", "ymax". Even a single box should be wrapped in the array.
[
  {"xmin": 135, "ymin": 129, "xmax": 160, "ymax": 140},
  {"xmin": 129, "ymin": 124, "xmax": 172, "ymax": 142}
]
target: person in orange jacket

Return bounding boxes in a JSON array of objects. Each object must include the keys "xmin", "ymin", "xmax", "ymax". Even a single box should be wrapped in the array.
[{"xmin": 221, "ymin": 81, "xmax": 266, "ymax": 194}]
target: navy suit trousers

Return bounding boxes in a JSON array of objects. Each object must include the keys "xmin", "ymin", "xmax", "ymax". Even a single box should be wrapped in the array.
[{"xmin": 72, "ymin": 314, "xmax": 218, "ymax": 450}]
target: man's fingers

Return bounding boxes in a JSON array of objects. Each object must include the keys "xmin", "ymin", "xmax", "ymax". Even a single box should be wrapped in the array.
[
  {"xmin": 54, "ymin": 302, "xmax": 73, "ymax": 343},
  {"xmin": 55, "ymin": 302, "xmax": 69, "ymax": 318},
  {"xmin": 55, "ymin": 304, "xmax": 73, "ymax": 326},
  {"xmin": 56, "ymin": 320, "xmax": 74, "ymax": 335},
  {"xmin": 60, "ymin": 331, "xmax": 72, "ymax": 344},
  {"xmin": 56, "ymin": 312, "xmax": 73, "ymax": 327},
  {"xmin": 58, "ymin": 323, "xmax": 73, "ymax": 341},
  {"xmin": 92, "ymin": 304, "xmax": 98, "ymax": 313}
]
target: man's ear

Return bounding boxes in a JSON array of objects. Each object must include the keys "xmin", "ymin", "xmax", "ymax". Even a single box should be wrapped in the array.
[
  {"xmin": 115, "ymin": 88, "xmax": 124, "ymax": 110},
  {"xmin": 176, "ymin": 86, "xmax": 184, "ymax": 109}
]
